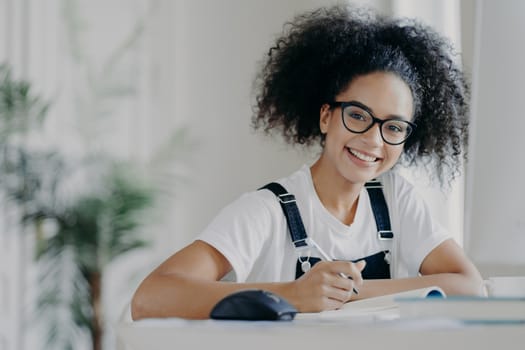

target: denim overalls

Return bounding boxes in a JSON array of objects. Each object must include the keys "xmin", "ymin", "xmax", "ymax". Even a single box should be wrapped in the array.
[{"xmin": 260, "ymin": 179, "xmax": 393, "ymax": 280}]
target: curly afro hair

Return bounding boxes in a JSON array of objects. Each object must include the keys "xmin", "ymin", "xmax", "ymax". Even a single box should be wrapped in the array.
[{"xmin": 252, "ymin": 5, "xmax": 470, "ymax": 185}]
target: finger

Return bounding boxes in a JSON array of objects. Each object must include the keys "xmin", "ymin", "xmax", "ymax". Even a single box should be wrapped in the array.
[
  {"xmin": 331, "ymin": 272, "xmax": 355, "ymax": 291},
  {"xmin": 350, "ymin": 260, "xmax": 366, "ymax": 286},
  {"xmin": 355, "ymin": 259, "xmax": 367, "ymax": 272},
  {"xmin": 320, "ymin": 296, "xmax": 346, "ymax": 311},
  {"xmin": 327, "ymin": 261, "xmax": 364, "ymax": 286},
  {"xmin": 313, "ymin": 265, "xmax": 352, "ymax": 290},
  {"xmin": 324, "ymin": 284, "xmax": 355, "ymax": 304},
  {"xmin": 304, "ymin": 264, "xmax": 354, "ymax": 294}
]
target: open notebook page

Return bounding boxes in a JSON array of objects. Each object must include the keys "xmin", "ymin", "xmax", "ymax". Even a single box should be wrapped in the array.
[{"xmin": 295, "ymin": 286, "xmax": 445, "ymax": 321}]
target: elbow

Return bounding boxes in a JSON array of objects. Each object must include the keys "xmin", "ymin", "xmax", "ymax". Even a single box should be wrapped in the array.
[
  {"xmin": 130, "ymin": 285, "xmax": 149, "ymax": 321},
  {"xmin": 464, "ymin": 273, "xmax": 485, "ymax": 296},
  {"xmin": 130, "ymin": 294, "xmax": 143, "ymax": 321},
  {"xmin": 456, "ymin": 265, "xmax": 485, "ymax": 296}
]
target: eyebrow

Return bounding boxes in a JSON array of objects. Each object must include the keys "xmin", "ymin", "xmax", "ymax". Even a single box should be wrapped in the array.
[{"xmin": 347, "ymin": 100, "xmax": 410, "ymax": 121}]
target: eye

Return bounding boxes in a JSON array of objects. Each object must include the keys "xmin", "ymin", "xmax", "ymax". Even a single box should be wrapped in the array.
[
  {"xmin": 384, "ymin": 121, "xmax": 407, "ymax": 134},
  {"xmin": 344, "ymin": 107, "xmax": 370, "ymax": 123},
  {"xmin": 349, "ymin": 112, "xmax": 366, "ymax": 121}
]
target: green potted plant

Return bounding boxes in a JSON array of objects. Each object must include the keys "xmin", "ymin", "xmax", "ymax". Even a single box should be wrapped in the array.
[
  {"xmin": 32, "ymin": 160, "xmax": 154, "ymax": 350},
  {"xmin": 0, "ymin": 63, "xmax": 167, "ymax": 350}
]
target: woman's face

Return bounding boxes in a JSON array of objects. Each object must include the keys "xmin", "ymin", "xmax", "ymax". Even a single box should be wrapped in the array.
[{"xmin": 319, "ymin": 71, "xmax": 414, "ymax": 184}]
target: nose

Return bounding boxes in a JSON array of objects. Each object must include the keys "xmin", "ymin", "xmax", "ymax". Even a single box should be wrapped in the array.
[{"xmin": 361, "ymin": 122, "xmax": 383, "ymax": 146}]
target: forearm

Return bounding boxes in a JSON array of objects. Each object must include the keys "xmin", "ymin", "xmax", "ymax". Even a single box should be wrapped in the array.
[
  {"xmin": 351, "ymin": 239, "xmax": 485, "ymax": 300},
  {"xmin": 131, "ymin": 273, "xmax": 294, "ymax": 320},
  {"xmin": 131, "ymin": 259, "xmax": 366, "ymax": 320},
  {"xmin": 353, "ymin": 271, "xmax": 484, "ymax": 301}
]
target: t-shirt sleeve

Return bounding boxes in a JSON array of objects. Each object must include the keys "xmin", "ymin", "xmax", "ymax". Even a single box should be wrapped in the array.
[
  {"xmin": 388, "ymin": 174, "xmax": 452, "ymax": 277},
  {"xmin": 196, "ymin": 191, "xmax": 276, "ymax": 282}
]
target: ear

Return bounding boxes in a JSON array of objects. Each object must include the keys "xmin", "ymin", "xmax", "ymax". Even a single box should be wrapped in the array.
[{"xmin": 319, "ymin": 104, "xmax": 332, "ymax": 134}]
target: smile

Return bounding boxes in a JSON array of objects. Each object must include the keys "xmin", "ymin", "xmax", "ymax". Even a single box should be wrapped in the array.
[{"xmin": 347, "ymin": 147, "xmax": 378, "ymax": 162}]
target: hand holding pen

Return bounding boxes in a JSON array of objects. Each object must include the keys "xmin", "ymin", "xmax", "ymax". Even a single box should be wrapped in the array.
[{"xmin": 306, "ymin": 238, "xmax": 364, "ymax": 296}]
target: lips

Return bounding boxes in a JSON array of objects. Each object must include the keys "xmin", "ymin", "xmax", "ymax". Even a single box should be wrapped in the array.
[{"xmin": 346, "ymin": 147, "xmax": 379, "ymax": 162}]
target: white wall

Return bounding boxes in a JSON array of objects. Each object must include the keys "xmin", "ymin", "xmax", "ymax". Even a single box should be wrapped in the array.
[{"xmin": 465, "ymin": 0, "xmax": 525, "ymax": 276}]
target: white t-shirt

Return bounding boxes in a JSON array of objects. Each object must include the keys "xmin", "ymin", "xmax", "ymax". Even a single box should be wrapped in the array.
[{"xmin": 197, "ymin": 165, "xmax": 450, "ymax": 282}]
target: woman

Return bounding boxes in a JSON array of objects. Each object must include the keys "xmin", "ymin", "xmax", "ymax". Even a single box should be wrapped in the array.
[{"xmin": 131, "ymin": 5, "xmax": 483, "ymax": 320}]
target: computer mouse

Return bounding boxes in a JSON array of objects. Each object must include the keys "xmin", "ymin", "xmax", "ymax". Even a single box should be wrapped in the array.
[{"xmin": 210, "ymin": 289, "xmax": 298, "ymax": 321}]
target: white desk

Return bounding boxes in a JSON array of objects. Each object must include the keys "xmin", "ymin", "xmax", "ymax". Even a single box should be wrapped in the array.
[{"xmin": 117, "ymin": 317, "xmax": 525, "ymax": 350}]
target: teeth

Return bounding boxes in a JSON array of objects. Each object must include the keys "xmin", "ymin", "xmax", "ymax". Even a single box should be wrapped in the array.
[{"xmin": 348, "ymin": 148, "xmax": 377, "ymax": 162}]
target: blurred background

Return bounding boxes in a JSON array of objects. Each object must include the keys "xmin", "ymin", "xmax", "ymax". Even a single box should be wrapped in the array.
[{"xmin": 0, "ymin": 0, "xmax": 523, "ymax": 349}]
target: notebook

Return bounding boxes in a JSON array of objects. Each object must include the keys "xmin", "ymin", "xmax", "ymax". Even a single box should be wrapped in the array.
[{"xmin": 295, "ymin": 286, "xmax": 444, "ymax": 321}]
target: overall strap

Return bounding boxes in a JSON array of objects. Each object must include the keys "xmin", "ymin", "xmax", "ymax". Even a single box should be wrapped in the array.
[
  {"xmin": 259, "ymin": 179, "xmax": 394, "ymax": 244},
  {"xmin": 258, "ymin": 182, "xmax": 308, "ymax": 248},
  {"xmin": 365, "ymin": 179, "xmax": 393, "ymax": 240}
]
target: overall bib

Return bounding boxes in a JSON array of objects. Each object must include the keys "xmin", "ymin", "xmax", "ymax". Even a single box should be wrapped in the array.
[{"xmin": 259, "ymin": 179, "xmax": 393, "ymax": 280}]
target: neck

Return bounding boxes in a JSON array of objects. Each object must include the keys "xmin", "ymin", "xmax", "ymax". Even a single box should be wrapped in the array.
[{"xmin": 310, "ymin": 158, "xmax": 364, "ymax": 225}]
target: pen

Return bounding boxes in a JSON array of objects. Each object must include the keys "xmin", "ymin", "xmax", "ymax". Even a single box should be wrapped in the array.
[{"xmin": 306, "ymin": 238, "xmax": 359, "ymax": 295}]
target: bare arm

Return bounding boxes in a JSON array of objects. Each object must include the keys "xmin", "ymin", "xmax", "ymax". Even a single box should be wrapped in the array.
[
  {"xmin": 131, "ymin": 240, "xmax": 365, "ymax": 320},
  {"xmin": 352, "ymin": 238, "xmax": 484, "ymax": 300}
]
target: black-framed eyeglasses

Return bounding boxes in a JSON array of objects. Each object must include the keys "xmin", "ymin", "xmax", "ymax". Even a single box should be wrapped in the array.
[{"xmin": 328, "ymin": 101, "xmax": 416, "ymax": 145}]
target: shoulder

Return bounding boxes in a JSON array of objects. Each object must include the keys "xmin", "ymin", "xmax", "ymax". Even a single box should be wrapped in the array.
[
  {"xmin": 216, "ymin": 165, "xmax": 311, "ymax": 222},
  {"xmin": 376, "ymin": 169, "xmax": 433, "ymax": 221},
  {"xmin": 377, "ymin": 169, "xmax": 418, "ymax": 201},
  {"xmin": 217, "ymin": 188, "xmax": 280, "ymax": 224},
  {"xmin": 378, "ymin": 170, "xmax": 443, "ymax": 232},
  {"xmin": 277, "ymin": 164, "xmax": 315, "ymax": 200}
]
